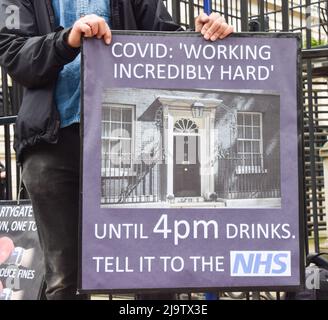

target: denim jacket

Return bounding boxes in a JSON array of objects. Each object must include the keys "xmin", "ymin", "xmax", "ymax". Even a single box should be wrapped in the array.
[{"xmin": 0, "ymin": 0, "xmax": 182, "ymax": 162}]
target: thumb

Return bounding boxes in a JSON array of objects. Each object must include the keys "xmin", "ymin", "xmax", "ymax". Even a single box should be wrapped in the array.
[{"xmin": 195, "ymin": 13, "xmax": 210, "ymax": 32}]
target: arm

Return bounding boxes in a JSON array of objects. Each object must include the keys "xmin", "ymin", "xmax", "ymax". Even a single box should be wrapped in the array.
[
  {"xmin": 133, "ymin": 0, "xmax": 183, "ymax": 31},
  {"xmin": 0, "ymin": 0, "xmax": 79, "ymax": 89},
  {"xmin": 133, "ymin": 1, "xmax": 233, "ymax": 40}
]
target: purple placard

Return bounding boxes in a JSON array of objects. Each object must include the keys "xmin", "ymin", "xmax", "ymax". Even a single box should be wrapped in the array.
[{"xmin": 81, "ymin": 32, "xmax": 301, "ymax": 291}]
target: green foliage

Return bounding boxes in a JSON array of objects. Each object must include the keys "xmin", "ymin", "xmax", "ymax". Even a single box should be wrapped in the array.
[{"xmin": 309, "ymin": 38, "xmax": 327, "ymax": 48}]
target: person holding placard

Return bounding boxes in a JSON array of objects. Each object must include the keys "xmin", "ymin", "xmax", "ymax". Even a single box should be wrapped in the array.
[{"xmin": 0, "ymin": 0, "xmax": 233, "ymax": 300}]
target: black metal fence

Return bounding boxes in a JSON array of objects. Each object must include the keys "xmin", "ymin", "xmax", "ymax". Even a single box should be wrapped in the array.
[
  {"xmin": 217, "ymin": 154, "xmax": 281, "ymax": 200},
  {"xmin": 0, "ymin": 0, "xmax": 327, "ymax": 299},
  {"xmin": 101, "ymin": 154, "xmax": 162, "ymax": 205},
  {"xmin": 166, "ymin": 0, "xmax": 328, "ymax": 47},
  {"xmin": 101, "ymin": 152, "xmax": 281, "ymax": 205},
  {"xmin": 0, "ymin": 68, "xmax": 22, "ymax": 201}
]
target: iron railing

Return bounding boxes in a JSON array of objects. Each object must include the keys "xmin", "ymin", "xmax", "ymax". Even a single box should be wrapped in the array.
[
  {"xmin": 0, "ymin": 68, "xmax": 22, "ymax": 201},
  {"xmin": 101, "ymin": 154, "xmax": 163, "ymax": 205},
  {"xmin": 167, "ymin": 0, "xmax": 328, "ymax": 47},
  {"xmin": 101, "ymin": 153, "xmax": 281, "ymax": 205},
  {"xmin": 217, "ymin": 154, "xmax": 281, "ymax": 200}
]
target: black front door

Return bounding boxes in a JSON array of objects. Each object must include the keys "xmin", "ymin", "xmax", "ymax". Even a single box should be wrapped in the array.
[{"xmin": 173, "ymin": 135, "xmax": 201, "ymax": 197}]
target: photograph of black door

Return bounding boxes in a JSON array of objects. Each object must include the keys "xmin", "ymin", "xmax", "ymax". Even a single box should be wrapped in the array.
[
  {"xmin": 173, "ymin": 134, "xmax": 201, "ymax": 197},
  {"xmin": 100, "ymin": 89, "xmax": 281, "ymax": 208}
]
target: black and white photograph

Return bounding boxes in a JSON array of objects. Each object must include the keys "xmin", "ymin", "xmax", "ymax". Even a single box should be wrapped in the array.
[{"xmin": 101, "ymin": 88, "xmax": 281, "ymax": 209}]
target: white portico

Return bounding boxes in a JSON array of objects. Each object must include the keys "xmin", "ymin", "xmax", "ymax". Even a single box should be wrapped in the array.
[{"xmin": 153, "ymin": 96, "xmax": 222, "ymax": 200}]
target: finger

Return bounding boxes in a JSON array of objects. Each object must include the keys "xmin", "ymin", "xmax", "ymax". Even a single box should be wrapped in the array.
[
  {"xmin": 204, "ymin": 16, "xmax": 226, "ymax": 39},
  {"xmin": 219, "ymin": 25, "xmax": 234, "ymax": 39},
  {"xmin": 202, "ymin": 12, "xmax": 222, "ymax": 37},
  {"xmin": 210, "ymin": 30, "xmax": 224, "ymax": 42},
  {"xmin": 87, "ymin": 20, "xmax": 99, "ymax": 36},
  {"xmin": 204, "ymin": 20, "xmax": 223, "ymax": 40},
  {"xmin": 197, "ymin": 12, "xmax": 210, "ymax": 24},
  {"xmin": 79, "ymin": 23, "xmax": 92, "ymax": 37},
  {"xmin": 209, "ymin": 22, "xmax": 229, "ymax": 41},
  {"xmin": 195, "ymin": 13, "xmax": 210, "ymax": 32},
  {"xmin": 201, "ymin": 19, "xmax": 215, "ymax": 38},
  {"xmin": 96, "ymin": 19, "xmax": 107, "ymax": 39},
  {"xmin": 104, "ymin": 23, "xmax": 112, "ymax": 45},
  {"xmin": 98, "ymin": 20, "xmax": 111, "ymax": 45}
]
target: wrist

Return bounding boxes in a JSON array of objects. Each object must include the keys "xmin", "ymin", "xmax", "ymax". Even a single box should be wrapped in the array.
[
  {"xmin": 54, "ymin": 28, "xmax": 80, "ymax": 64},
  {"xmin": 66, "ymin": 29, "xmax": 81, "ymax": 48}
]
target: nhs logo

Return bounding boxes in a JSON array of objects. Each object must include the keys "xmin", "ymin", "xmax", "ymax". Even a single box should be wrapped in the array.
[{"xmin": 230, "ymin": 251, "xmax": 291, "ymax": 277}]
